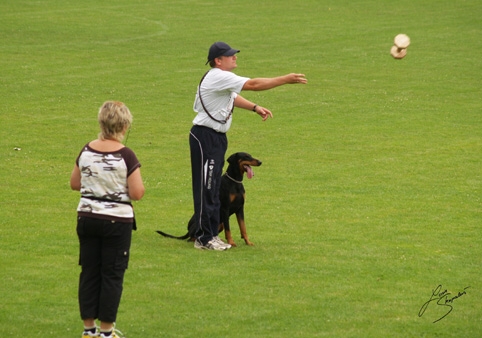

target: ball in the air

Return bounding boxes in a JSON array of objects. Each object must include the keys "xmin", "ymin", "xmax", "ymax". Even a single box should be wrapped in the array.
[
  {"xmin": 394, "ymin": 34, "xmax": 410, "ymax": 49},
  {"xmin": 390, "ymin": 45, "xmax": 407, "ymax": 59}
]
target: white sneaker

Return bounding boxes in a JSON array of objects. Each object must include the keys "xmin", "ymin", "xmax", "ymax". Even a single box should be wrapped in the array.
[
  {"xmin": 99, "ymin": 324, "xmax": 124, "ymax": 338},
  {"xmin": 194, "ymin": 239, "xmax": 205, "ymax": 249},
  {"xmin": 99, "ymin": 330, "xmax": 123, "ymax": 338},
  {"xmin": 194, "ymin": 238, "xmax": 230, "ymax": 251},
  {"xmin": 213, "ymin": 236, "xmax": 232, "ymax": 249}
]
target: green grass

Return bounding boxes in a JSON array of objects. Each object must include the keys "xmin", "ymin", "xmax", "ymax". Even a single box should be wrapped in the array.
[{"xmin": 1, "ymin": 0, "xmax": 481, "ymax": 337}]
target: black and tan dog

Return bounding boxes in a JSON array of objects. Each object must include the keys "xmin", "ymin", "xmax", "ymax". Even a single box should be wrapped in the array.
[{"xmin": 156, "ymin": 152, "xmax": 262, "ymax": 246}]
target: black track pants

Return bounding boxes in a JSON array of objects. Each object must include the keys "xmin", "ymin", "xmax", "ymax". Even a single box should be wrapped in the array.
[{"xmin": 189, "ymin": 125, "xmax": 227, "ymax": 245}]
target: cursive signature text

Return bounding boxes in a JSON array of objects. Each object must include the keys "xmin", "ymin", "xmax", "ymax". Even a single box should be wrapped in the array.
[{"xmin": 418, "ymin": 284, "xmax": 470, "ymax": 323}]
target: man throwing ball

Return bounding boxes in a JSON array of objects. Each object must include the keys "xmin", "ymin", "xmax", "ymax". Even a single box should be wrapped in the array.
[{"xmin": 189, "ymin": 41, "xmax": 307, "ymax": 250}]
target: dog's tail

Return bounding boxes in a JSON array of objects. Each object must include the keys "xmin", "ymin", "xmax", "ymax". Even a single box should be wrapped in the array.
[{"xmin": 156, "ymin": 230, "xmax": 191, "ymax": 240}]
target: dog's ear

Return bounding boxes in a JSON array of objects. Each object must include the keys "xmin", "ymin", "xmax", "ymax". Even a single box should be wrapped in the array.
[{"xmin": 227, "ymin": 153, "xmax": 238, "ymax": 164}]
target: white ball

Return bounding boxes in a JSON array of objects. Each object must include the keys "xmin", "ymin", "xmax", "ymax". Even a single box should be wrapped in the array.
[{"xmin": 394, "ymin": 34, "xmax": 410, "ymax": 49}]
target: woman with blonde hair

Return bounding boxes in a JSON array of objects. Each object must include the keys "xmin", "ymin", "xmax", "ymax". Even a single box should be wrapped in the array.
[{"xmin": 70, "ymin": 101, "xmax": 145, "ymax": 338}]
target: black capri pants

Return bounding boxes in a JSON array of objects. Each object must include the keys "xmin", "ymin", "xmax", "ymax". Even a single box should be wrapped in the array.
[{"xmin": 77, "ymin": 216, "xmax": 133, "ymax": 323}]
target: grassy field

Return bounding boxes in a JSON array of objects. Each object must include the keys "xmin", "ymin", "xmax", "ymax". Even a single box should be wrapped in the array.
[{"xmin": 1, "ymin": 0, "xmax": 480, "ymax": 337}]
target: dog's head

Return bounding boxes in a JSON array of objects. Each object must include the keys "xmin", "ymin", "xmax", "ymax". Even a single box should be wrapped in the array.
[{"xmin": 227, "ymin": 152, "xmax": 262, "ymax": 179}]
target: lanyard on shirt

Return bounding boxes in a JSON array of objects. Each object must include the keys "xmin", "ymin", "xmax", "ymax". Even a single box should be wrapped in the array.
[{"xmin": 198, "ymin": 71, "xmax": 233, "ymax": 125}]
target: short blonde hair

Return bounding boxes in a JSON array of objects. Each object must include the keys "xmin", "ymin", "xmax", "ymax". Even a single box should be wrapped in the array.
[{"xmin": 98, "ymin": 101, "xmax": 133, "ymax": 142}]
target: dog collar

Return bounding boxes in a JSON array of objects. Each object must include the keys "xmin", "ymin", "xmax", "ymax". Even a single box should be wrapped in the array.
[{"xmin": 225, "ymin": 173, "xmax": 242, "ymax": 184}]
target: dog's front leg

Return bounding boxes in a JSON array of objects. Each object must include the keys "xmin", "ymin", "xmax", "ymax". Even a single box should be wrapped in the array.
[
  {"xmin": 236, "ymin": 211, "xmax": 253, "ymax": 246},
  {"xmin": 225, "ymin": 230, "xmax": 236, "ymax": 247},
  {"xmin": 223, "ymin": 219, "xmax": 236, "ymax": 247},
  {"xmin": 220, "ymin": 210, "xmax": 236, "ymax": 247}
]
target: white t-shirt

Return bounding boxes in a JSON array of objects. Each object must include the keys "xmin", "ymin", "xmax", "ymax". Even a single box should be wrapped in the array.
[{"xmin": 193, "ymin": 68, "xmax": 249, "ymax": 133}]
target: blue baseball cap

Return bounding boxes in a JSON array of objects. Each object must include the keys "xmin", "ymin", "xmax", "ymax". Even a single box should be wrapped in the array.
[{"xmin": 206, "ymin": 42, "xmax": 240, "ymax": 65}]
